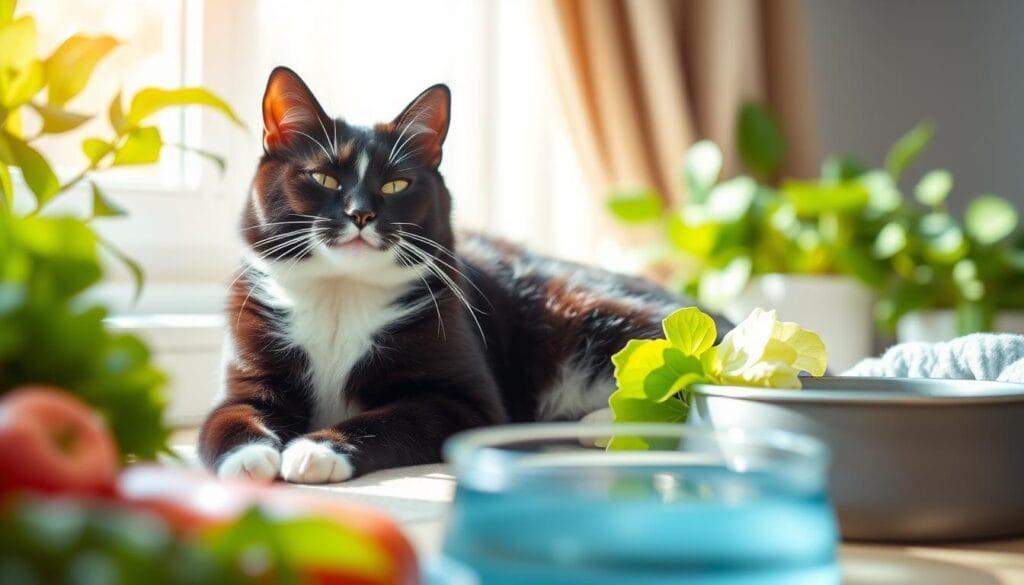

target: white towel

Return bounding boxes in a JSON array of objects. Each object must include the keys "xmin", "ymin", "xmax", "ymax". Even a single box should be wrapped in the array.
[{"xmin": 842, "ymin": 333, "xmax": 1024, "ymax": 383}]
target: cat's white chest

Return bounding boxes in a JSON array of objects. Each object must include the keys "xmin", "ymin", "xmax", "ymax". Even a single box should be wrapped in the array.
[{"xmin": 277, "ymin": 280, "xmax": 412, "ymax": 430}]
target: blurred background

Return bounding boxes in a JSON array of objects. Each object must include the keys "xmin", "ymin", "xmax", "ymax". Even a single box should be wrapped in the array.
[{"xmin": 9, "ymin": 0, "xmax": 1024, "ymax": 424}]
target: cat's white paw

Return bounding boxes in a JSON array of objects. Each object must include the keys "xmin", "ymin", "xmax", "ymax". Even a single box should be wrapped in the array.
[
  {"xmin": 280, "ymin": 438, "xmax": 354, "ymax": 484},
  {"xmin": 217, "ymin": 442, "xmax": 281, "ymax": 483}
]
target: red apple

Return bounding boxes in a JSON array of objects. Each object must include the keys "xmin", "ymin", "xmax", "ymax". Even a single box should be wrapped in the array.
[{"xmin": 0, "ymin": 386, "xmax": 119, "ymax": 496}]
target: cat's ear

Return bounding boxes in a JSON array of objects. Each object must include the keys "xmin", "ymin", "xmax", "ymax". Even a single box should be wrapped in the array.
[
  {"xmin": 262, "ymin": 67, "xmax": 328, "ymax": 152},
  {"xmin": 390, "ymin": 84, "xmax": 451, "ymax": 167}
]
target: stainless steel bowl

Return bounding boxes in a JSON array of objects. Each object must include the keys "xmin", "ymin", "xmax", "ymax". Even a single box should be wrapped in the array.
[{"xmin": 688, "ymin": 377, "xmax": 1024, "ymax": 542}]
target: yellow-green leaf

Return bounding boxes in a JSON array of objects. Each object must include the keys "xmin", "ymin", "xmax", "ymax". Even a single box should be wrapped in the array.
[
  {"xmin": 126, "ymin": 87, "xmax": 244, "ymax": 127},
  {"xmin": 112, "ymin": 126, "xmax": 162, "ymax": 166},
  {"xmin": 642, "ymin": 347, "xmax": 706, "ymax": 402},
  {"xmin": 82, "ymin": 137, "xmax": 112, "ymax": 165},
  {"xmin": 98, "ymin": 235, "xmax": 144, "ymax": 302},
  {"xmin": 44, "ymin": 34, "xmax": 120, "ymax": 106},
  {"xmin": 612, "ymin": 339, "xmax": 671, "ymax": 397},
  {"xmin": 661, "ymin": 307, "xmax": 717, "ymax": 356},
  {"xmin": 91, "ymin": 182, "xmax": 125, "ymax": 218},
  {"xmin": 108, "ymin": 90, "xmax": 126, "ymax": 134},
  {"xmin": 29, "ymin": 102, "xmax": 92, "ymax": 134},
  {"xmin": 886, "ymin": 121, "xmax": 935, "ymax": 180},
  {"xmin": 4, "ymin": 131, "xmax": 59, "ymax": 205},
  {"xmin": 0, "ymin": 0, "xmax": 15, "ymax": 26},
  {"xmin": 1, "ymin": 58, "xmax": 44, "ymax": 108},
  {"xmin": 0, "ymin": 16, "xmax": 37, "ymax": 72},
  {"xmin": 0, "ymin": 159, "xmax": 12, "ymax": 207}
]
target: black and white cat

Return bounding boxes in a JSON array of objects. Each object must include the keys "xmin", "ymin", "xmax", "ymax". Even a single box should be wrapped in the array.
[{"xmin": 199, "ymin": 67, "xmax": 730, "ymax": 483}]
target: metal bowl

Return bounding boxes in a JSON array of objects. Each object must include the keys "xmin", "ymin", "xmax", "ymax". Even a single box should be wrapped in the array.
[{"xmin": 688, "ymin": 377, "xmax": 1024, "ymax": 542}]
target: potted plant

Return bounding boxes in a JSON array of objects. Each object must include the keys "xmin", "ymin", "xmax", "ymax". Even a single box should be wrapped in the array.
[
  {"xmin": 869, "ymin": 126, "xmax": 1023, "ymax": 341},
  {"xmin": 608, "ymin": 105, "xmax": 886, "ymax": 372},
  {"xmin": 0, "ymin": 0, "xmax": 241, "ymax": 458}
]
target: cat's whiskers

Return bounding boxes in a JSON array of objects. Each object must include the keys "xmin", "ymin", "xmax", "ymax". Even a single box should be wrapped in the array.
[
  {"xmin": 236, "ymin": 233, "xmax": 319, "ymax": 328},
  {"xmin": 252, "ymin": 226, "xmax": 325, "ymax": 251},
  {"xmin": 283, "ymin": 128, "xmax": 333, "ymax": 161},
  {"xmin": 315, "ymin": 115, "xmax": 338, "ymax": 158},
  {"xmin": 394, "ymin": 246, "xmax": 447, "ymax": 340},
  {"xmin": 385, "ymin": 105, "xmax": 435, "ymax": 170},
  {"xmin": 396, "ymin": 230, "xmax": 492, "ymax": 305},
  {"xmin": 242, "ymin": 219, "xmax": 321, "ymax": 231},
  {"xmin": 396, "ymin": 240, "xmax": 487, "ymax": 346}
]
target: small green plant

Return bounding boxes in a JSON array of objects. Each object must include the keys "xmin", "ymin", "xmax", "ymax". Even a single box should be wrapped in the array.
[
  {"xmin": 608, "ymin": 104, "xmax": 1023, "ymax": 336},
  {"xmin": 870, "ymin": 126, "xmax": 1023, "ymax": 334},
  {"xmin": 0, "ymin": 1, "xmax": 242, "ymax": 458},
  {"xmin": 608, "ymin": 104, "xmax": 891, "ymax": 312},
  {"xmin": 608, "ymin": 306, "xmax": 826, "ymax": 449}
]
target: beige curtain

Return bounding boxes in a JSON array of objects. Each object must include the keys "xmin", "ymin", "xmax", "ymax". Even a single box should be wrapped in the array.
[{"xmin": 541, "ymin": 0, "xmax": 818, "ymax": 205}]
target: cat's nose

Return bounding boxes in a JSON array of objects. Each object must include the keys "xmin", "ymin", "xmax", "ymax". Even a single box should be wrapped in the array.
[{"xmin": 348, "ymin": 210, "xmax": 376, "ymax": 228}]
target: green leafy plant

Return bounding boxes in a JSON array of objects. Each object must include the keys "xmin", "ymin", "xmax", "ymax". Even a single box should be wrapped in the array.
[
  {"xmin": 608, "ymin": 103, "xmax": 891, "ymax": 312},
  {"xmin": 870, "ymin": 126, "xmax": 1023, "ymax": 335},
  {"xmin": 608, "ymin": 306, "xmax": 826, "ymax": 449},
  {"xmin": 0, "ymin": 1, "xmax": 242, "ymax": 458},
  {"xmin": 608, "ymin": 103, "xmax": 1024, "ymax": 336}
]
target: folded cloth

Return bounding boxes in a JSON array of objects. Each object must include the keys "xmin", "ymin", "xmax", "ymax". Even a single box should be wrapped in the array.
[{"xmin": 842, "ymin": 333, "xmax": 1024, "ymax": 383}]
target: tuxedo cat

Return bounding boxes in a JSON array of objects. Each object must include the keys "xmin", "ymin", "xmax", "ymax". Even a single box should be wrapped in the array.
[{"xmin": 199, "ymin": 67, "xmax": 731, "ymax": 483}]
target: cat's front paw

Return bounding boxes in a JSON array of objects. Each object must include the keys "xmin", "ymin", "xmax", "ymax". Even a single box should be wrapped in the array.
[
  {"xmin": 280, "ymin": 438, "xmax": 354, "ymax": 484},
  {"xmin": 217, "ymin": 442, "xmax": 281, "ymax": 483}
]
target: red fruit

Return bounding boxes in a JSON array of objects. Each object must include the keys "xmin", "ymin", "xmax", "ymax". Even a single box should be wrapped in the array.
[{"xmin": 0, "ymin": 386, "xmax": 119, "ymax": 496}]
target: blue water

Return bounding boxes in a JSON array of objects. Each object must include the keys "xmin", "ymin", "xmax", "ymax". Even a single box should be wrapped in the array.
[{"xmin": 443, "ymin": 465, "xmax": 839, "ymax": 585}]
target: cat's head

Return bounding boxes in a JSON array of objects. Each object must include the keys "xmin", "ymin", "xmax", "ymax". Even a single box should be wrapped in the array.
[{"xmin": 244, "ymin": 67, "xmax": 453, "ymax": 284}]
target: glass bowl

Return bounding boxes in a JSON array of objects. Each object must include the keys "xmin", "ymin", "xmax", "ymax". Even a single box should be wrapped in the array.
[{"xmin": 441, "ymin": 423, "xmax": 839, "ymax": 585}]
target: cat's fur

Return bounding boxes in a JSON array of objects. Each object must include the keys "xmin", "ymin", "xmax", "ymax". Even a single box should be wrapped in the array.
[{"xmin": 199, "ymin": 67, "xmax": 731, "ymax": 483}]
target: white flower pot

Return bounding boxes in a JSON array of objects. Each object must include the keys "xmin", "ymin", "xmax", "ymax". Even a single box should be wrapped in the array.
[
  {"xmin": 724, "ymin": 274, "xmax": 875, "ymax": 373},
  {"xmin": 897, "ymin": 310, "xmax": 1024, "ymax": 343}
]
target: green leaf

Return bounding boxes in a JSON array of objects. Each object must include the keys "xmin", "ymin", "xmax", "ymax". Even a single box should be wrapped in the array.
[
  {"xmin": 0, "ymin": 159, "xmax": 11, "ymax": 207},
  {"xmin": 90, "ymin": 182, "xmax": 125, "ymax": 218},
  {"xmin": 609, "ymin": 392, "xmax": 688, "ymax": 424},
  {"xmin": 874, "ymin": 222, "xmax": 908, "ymax": 258},
  {"xmin": 44, "ymin": 34, "xmax": 119, "ymax": 106},
  {"xmin": 28, "ymin": 102, "xmax": 92, "ymax": 134},
  {"xmin": 781, "ymin": 179, "xmax": 869, "ymax": 215},
  {"xmin": 919, "ymin": 212, "xmax": 967, "ymax": 264},
  {"xmin": 859, "ymin": 170, "xmax": 903, "ymax": 212},
  {"xmin": 612, "ymin": 339, "xmax": 672, "ymax": 397},
  {"xmin": 82, "ymin": 137, "xmax": 112, "ymax": 165},
  {"xmin": 607, "ymin": 186, "xmax": 663, "ymax": 223},
  {"xmin": 642, "ymin": 347, "xmax": 706, "ymax": 402},
  {"xmin": 683, "ymin": 140, "xmax": 722, "ymax": 203},
  {"xmin": 668, "ymin": 211, "xmax": 718, "ymax": 257},
  {"xmin": 126, "ymin": 87, "xmax": 245, "ymax": 127},
  {"xmin": 108, "ymin": 91, "xmax": 127, "ymax": 134},
  {"xmin": 821, "ymin": 155, "xmax": 867, "ymax": 182},
  {"xmin": 3, "ymin": 131, "xmax": 59, "ymax": 206},
  {"xmin": 886, "ymin": 121, "xmax": 935, "ymax": 180},
  {"xmin": 698, "ymin": 255, "xmax": 751, "ymax": 310},
  {"xmin": 662, "ymin": 307, "xmax": 717, "ymax": 356},
  {"xmin": 112, "ymin": 126, "xmax": 162, "ymax": 166},
  {"xmin": 965, "ymin": 195, "xmax": 1018, "ymax": 245},
  {"xmin": 737, "ymin": 102, "xmax": 785, "ymax": 177},
  {"xmin": 704, "ymin": 176, "xmax": 757, "ymax": 222},
  {"xmin": 915, "ymin": 169, "xmax": 952, "ymax": 207},
  {"xmin": 97, "ymin": 235, "xmax": 144, "ymax": 302}
]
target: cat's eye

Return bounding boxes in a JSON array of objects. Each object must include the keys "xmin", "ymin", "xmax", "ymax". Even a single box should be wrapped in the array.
[
  {"xmin": 311, "ymin": 172, "xmax": 340, "ymax": 190},
  {"xmin": 381, "ymin": 179, "xmax": 410, "ymax": 195}
]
